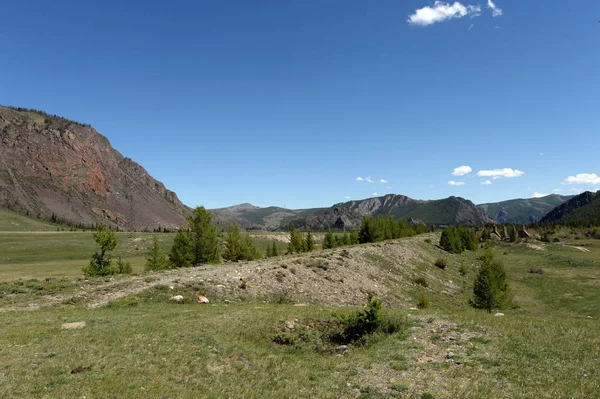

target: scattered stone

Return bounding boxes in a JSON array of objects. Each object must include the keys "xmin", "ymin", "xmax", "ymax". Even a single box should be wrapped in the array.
[
  {"xmin": 223, "ymin": 299, "xmax": 231, "ymax": 304},
  {"xmin": 61, "ymin": 322, "xmax": 86, "ymax": 330},
  {"xmin": 445, "ymin": 352, "xmax": 454, "ymax": 359},
  {"xmin": 293, "ymin": 303, "xmax": 308, "ymax": 307},
  {"xmin": 285, "ymin": 320, "xmax": 296, "ymax": 330},
  {"xmin": 335, "ymin": 345, "xmax": 349, "ymax": 353},
  {"xmin": 169, "ymin": 286, "xmax": 174, "ymax": 290},
  {"xmin": 494, "ymin": 312, "xmax": 505, "ymax": 317},
  {"xmin": 196, "ymin": 295, "xmax": 209, "ymax": 304},
  {"xmin": 169, "ymin": 295, "xmax": 184, "ymax": 303}
]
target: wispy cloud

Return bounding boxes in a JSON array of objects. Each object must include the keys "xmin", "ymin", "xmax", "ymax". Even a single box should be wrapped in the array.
[
  {"xmin": 468, "ymin": 23, "xmax": 474, "ymax": 31},
  {"xmin": 563, "ymin": 173, "xmax": 600, "ymax": 185},
  {"xmin": 553, "ymin": 188, "xmax": 561, "ymax": 193},
  {"xmin": 386, "ymin": 186, "xmax": 393, "ymax": 190},
  {"xmin": 487, "ymin": 0, "xmax": 503, "ymax": 17},
  {"xmin": 407, "ymin": 1, "xmax": 481, "ymax": 27},
  {"xmin": 481, "ymin": 180, "xmax": 492, "ymax": 185},
  {"xmin": 356, "ymin": 177, "xmax": 364, "ymax": 181},
  {"xmin": 532, "ymin": 192, "xmax": 548, "ymax": 198},
  {"xmin": 448, "ymin": 180, "xmax": 465, "ymax": 186},
  {"xmin": 451, "ymin": 165, "xmax": 472, "ymax": 176},
  {"xmin": 379, "ymin": 179, "xmax": 388, "ymax": 183},
  {"xmin": 345, "ymin": 196, "xmax": 351, "ymax": 199},
  {"xmin": 476, "ymin": 168, "xmax": 525, "ymax": 179},
  {"xmin": 372, "ymin": 192, "xmax": 379, "ymax": 196},
  {"xmin": 365, "ymin": 176, "xmax": 374, "ymax": 183}
]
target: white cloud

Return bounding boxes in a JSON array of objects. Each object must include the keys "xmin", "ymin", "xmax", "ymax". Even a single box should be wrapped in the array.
[
  {"xmin": 407, "ymin": 1, "xmax": 481, "ymax": 27},
  {"xmin": 386, "ymin": 186, "xmax": 393, "ymax": 190},
  {"xmin": 379, "ymin": 179, "xmax": 388, "ymax": 183},
  {"xmin": 448, "ymin": 180, "xmax": 465, "ymax": 186},
  {"xmin": 451, "ymin": 165, "xmax": 472, "ymax": 176},
  {"xmin": 487, "ymin": 0, "xmax": 503, "ymax": 17},
  {"xmin": 468, "ymin": 23, "xmax": 474, "ymax": 31},
  {"xmin": 532, "ymin": 192, "xmax": 548, "ymax": 198},
  {"xmin": 481, "ymin": 180, "xmax": 492, "ymax": 185},
  {"xmin": 356, "ymin": 177, "xmax": 364, "ymax": 181},
  {"xmin": 563, "ymin": 173, "xmax": 600, "ymax": 185},
  {"xmin": 365, "ymin": 176, "xmax": 374, "ymax": 183},
  {"xmin": 345, "ymin": 196, "xmax": 351, "ymax": 199},
  {"xmin": 553, "ymin": 188, "xmax": 561, "ymax": 193},
  {"xmin": 372, "ymin": 192, "xmax": 378, "ymax": 196},
  {"xmin": 476, "ymin": 168, "xmax": 525, "ymax": 178}
]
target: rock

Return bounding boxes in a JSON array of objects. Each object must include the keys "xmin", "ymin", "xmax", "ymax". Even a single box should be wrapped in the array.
[
  {"xmin": 293, "ymin": 303, "xmax": 309, "ymax": 307},
  {"xmin": 285, "ymin": 320, "xmax": 296, "ymax": 330},
  {"xmin": 216, "ymin": 284, "xmax": 226, "ymax": 291},
  {"xmin": 335, "ymin": 345, "xmax": 349, "ymax": 353},
  {"xmin": 61, "ymin": 321, "xmax": 86, "ymax": 330},
  {"xmin": 445, "ymin": 352, "xmax": 454, "ymax": 359},
  {"xmin": 519, "ymin": 225, "xmax": 531, "ymax": 239},
  {"xmin": 196, "ymin": 295, "xmax": 210, "ymax": 304},
  {"xmin": 494, "ymin": 312, "xmax": 505, "ymax": 317},
  {"xmin": 169, "ymin": 295, "xmax": 184, "ymax": 303}
]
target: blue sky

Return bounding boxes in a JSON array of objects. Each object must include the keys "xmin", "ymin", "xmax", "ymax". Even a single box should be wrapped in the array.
[{"xmin": 1, "ymin": 1, "xmax": 599, "ymax": 209}]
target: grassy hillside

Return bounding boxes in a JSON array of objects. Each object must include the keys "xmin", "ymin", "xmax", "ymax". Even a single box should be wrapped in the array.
[
  {"xmin": 1, "ymin": 232, "xmax": 599, "ymax": 397},
  {"xmin": 478, "ymin": 194, "xmax": 572, "ymax": 224},
  {"xmin": 0, "ymin": 208, "xmax": 59, "ymax": 231}
]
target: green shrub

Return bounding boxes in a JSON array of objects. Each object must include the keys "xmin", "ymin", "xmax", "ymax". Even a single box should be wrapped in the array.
[
  {"xmin": 116, "ymin": 256, "xmax": 132, "ymax": 274},
  {"xmin": 529, "ymin": 266, "xmax": 545, "ymax": 275},
  {"xmin": 83, "ymin": 224, "xmax": 117, "ymax": 277},
  {"xmin": 417, "ymin": 293, "xmax": 430, "ymax": 309},
  {"xmin": 459, "ymin": 262, "xmax": 468, "ymax": 276},
  {"xmin": 414, "ymin": 277, "xmax": 428, "ymax": 287},
  {"xmin": 336, "ymin": 294, "xmax": 383, "ymax": 342},
  {"xmin": 434, "ymin": 258, "xmax": 447, "ymax": 270}
]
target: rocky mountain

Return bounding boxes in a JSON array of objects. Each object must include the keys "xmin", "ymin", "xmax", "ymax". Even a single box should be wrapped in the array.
[
  {"xmin": 540, "ymin": 191, "xmax": 600, "ymax": 225},
  {"xmin": 477, "ymin": 194, "xmax": 573, "ymax": 224},
  {"xmin": 0, "ymin": 106, "xmax": 189, "ymax": 231},
  {"xmin": 212, "ymin": 194, "xmax": 492, "ymax": 231}
]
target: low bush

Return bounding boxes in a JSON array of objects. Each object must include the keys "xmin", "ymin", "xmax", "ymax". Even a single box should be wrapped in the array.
[
  {"xmin": 434, "ymin": 258, "xmax": 447, "ymax": 270},
  {"xmin": 414, "ymin": 277, "xmax": 428, "ymax": 287},
  {"xmin": 529, "ymin": 266, "xmax": 545, "ymax": 275},
  {"xmin": 417, "ymin": 293, "xmax": 430, "ymax": 309}
]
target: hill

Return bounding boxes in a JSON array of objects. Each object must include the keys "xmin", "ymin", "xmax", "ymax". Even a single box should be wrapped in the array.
[
  {"xmin": 0, "ymin": 106, "xmax": 189, "ymax": 231},
  {"xmin": 540, "ymin": 191, "xmax": 600, "ymax": 225},
  {"xmin": 212, "ymin": 194, "xmax": 492, "ymax": 230},
  {"xmin": 477, "ymin": 194, "xmax": 572, "ymax": 224},
  {"xmin": 0, "ymin": 207, "xmax": 59, "ymax": 231}
]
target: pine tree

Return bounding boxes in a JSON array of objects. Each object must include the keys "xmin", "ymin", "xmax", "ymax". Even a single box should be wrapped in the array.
[
  {"xmin": 146, "ymin": 236, "xmax": 168, "ymax": 270},
  {"xmin": 349, "ymin": 230, "xmax": 359, "ymax": 245},
  {"xmin": 83, "ymin": 223, "xmax": 118, "ymax": 277},
  {"xmin": 323, "ymin": 229, "xmax": 335, "ymax": 249},
  {"xmin": 470, "ymin": 249, "xmax": 511, "ymax": 313},
  {"xmin": 223, "ymin": 225, "xmax": 242, "ymax": 261},
  {"xmin": 169, "ymin": 229, "xmax": 193, "ymax": 268},
  {"xmin": 288, "ymin": 225, "xmax": 306, "ymax": 253},
  {"xmin": 271, "ymin": 240, "xmax": 279, "ymax": 257},
  {"xmin": 187, "ymin": 206, "xmax": 220, "ymax": 264}
]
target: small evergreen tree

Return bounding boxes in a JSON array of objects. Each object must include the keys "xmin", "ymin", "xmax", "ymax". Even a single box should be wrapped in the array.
[
  {"xmin": 187, "ymin": 206, "xmax": 220, "ymax": 264},
  {"xmin": 323, "ymin": 230, "xmax": 335, "ymax": 249},
  {"xmin": 288, "ymin": 225, "xmax": 306, "ymax": 253},
  {"xmin": 169, "ymin": 229, "xmax": 193, "ymax": 268},
  {"xmin": 223, "ymin": 225, "xmax": 242, "ymax": 261},
  {"xmin": 146, "ymin": 236, "xmax": 168, "ymax": 270},
  {"xmin": 470, "ymin": 249, "xmax": 511, "ymax": 313},
  {"xmin": 83, "ymin": 223, "xmax": 118, "ymax": 277},
  {"xmin": 440, "ymin": 226, "xmax": 463, "ymax": 253},
  {"xmin": 359, "ymin": 216, "xmax": 379, "ymax": 243},
  {"xmin": 271, "ymin": 240, "xmax": 279, "ymax": 257}
]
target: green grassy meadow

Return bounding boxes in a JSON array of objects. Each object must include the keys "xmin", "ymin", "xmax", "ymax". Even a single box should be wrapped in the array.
[{"xmin": 0, "ymin": 221, "xmax": 599, "ymax": 398}]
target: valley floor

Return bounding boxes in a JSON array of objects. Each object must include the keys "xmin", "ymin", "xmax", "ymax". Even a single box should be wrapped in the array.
[{"xmin": 1, "ymin": 232, "xmax": 599, "ymax": 398}]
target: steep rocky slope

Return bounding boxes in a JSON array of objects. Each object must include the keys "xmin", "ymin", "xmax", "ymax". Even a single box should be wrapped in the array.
[
  {"xmin": 541, "ymin": 191, "xmax": 600, "ymax": 225},
  {"xmin": 0, "ymin": 106, "xmax": 189, "ymax": 230}
]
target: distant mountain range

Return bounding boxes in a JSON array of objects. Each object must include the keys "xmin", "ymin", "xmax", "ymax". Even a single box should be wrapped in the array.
[
  {"xmin": 0, "ymin": 106, "xmax": 581, "ymax": 232},
  {"xmin": 541, "ymin": 191, "xmax": 600, "ymax": 225},
  {"xmin": 211, "ymin": 194, "xmax": 493, "ymax": 230},
  {"xmin": 477, "ymin": 194, "xmax": 573, "ymax": 224}
]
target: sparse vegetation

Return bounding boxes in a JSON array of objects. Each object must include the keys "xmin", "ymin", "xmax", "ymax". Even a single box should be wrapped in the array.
[
  {"xmin": 222, "ymin": 225, "xmax": 261, "ymax": 262},
  {"xmin": 145, "ymin": 236, "xmax": 168, "ymax": 270},
  {"xmin": 434, "ymin": 257, "xmax": 447, "ymax": 270}
]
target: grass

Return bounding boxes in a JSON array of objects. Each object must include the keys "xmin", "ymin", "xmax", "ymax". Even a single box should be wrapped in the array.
[{"xmin": 0, "ymin": 231, "xmax": 600, "ymax": 397}]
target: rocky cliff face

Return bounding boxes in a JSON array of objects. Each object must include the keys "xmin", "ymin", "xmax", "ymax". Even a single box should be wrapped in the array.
[
  {"xmin": 540, "ymin": 191, "xmax": 599, "ymax": 224},
  {"xmin": 0, "ymin": 106, "xmax": 189, "ymax": 230}
]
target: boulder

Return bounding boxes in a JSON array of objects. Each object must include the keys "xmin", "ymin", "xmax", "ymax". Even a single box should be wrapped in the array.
[
  {"xmin": 169, "ymin": 295, "xmax": 184, "ymax": 303},
  {"xmin": 196, "ymin": 295, "xmax": 210, "ymax": 304},
  {"xmin": 61, "ymin": 321, "xmax": 86, "ymax": 330}
]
